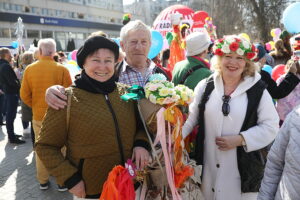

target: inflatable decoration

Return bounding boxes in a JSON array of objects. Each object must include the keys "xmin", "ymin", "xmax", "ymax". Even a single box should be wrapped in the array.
[
  {"xmin": 282, "ymin": 2, "xmax": 300, "ymax": 34},
  {"xmin": 192, "ymin": 11, "xmax": 208, "ymax": 32},
  {"xmin": 148, "ymin": 30, "xmax": 164, "ymax": 59},
  {"xmin": 272, "ymin": 64, "xmax": 285, "ymax": 81},
  {"xmin": 153, "ymin": 5, "xmax": 194, "ymax": 37}
]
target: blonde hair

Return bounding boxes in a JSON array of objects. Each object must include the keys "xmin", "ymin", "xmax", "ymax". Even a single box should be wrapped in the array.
[
  {"xmin": 211, "ymin": 55, "xmax": 258, "ymax": 78},
  {"xmin": 21, "ymin": 51, "xmax": 34, "ymax": 65},
  {"xmin": 88, "ymin": 31, "xmax": 108, "ymax": 38},
  {"xmin": 120, "ymin": 20, "xmax": 151, "ymax": 42}
]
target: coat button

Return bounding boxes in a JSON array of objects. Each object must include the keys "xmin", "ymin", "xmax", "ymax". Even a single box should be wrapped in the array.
[
  {"xmin": 216, "ymin": 164, "xmax": 220, "ymax": 168},
  {"xmin": 212, "ymin": 188, "xmax": 215, "ymax": 192}
]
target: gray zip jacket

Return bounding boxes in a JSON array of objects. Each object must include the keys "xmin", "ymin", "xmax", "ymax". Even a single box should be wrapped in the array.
[{"xmin": 258, "ymin": 105, "xmax": 300, "ymax": 200}]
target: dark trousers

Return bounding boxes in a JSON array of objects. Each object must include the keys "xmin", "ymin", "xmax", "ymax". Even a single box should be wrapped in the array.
[
  {"xmin": 5, "ymin": 94, "xmax": 19, "ymax": 141},
  {"xmin": 0, "ymin": 94, "xmax": 4, "ymax": 123}
]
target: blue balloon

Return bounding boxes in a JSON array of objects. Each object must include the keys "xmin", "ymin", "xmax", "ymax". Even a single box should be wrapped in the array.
[
  {"xmin": 11, "ymin": 41, "xmax": 18, "ymax": 49},
  {"xmin": 67, "ymin": 52, "xmax": 72, "ymax": 60},
  {"xmin": 148, "ymin": 30, "xmax": 163, "ymax": 59},
  {"xmin": 283, "ymin": 2, "xmax": 300, "ymax": 34},
  {"xmin": 262, "ymin": 65, "xmax": 273, "ymax": 75},
  {"xmin": 112, "ymin": 38, "xmax": 120, "ymax": 47}
]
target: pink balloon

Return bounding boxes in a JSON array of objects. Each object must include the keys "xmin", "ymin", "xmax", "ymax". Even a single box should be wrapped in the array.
[
  {"xmin": 71, "ymin": 50, "xmax": 78, "ymax": 61},
  {"xmin": 265, "ymin": 43, "xmax": 272, "ymax": 51},
  {"xmin": 274, "ymin": 28, "xmax": 281, "ymax": 36}
]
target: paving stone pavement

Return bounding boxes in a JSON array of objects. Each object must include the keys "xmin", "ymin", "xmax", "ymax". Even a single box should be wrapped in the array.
[{"xmin": 0, "ymin": 107, "xmax": 73, "ymax": 200}]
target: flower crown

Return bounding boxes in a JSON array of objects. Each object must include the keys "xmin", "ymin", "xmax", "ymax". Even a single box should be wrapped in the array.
[{"xmin": 213, "ymin": 35, "xmax": 257, "ymax": 60}]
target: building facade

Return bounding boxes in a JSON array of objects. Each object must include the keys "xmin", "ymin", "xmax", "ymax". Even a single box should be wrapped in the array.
[{"xmin": 0, "ymin": 0, "xmax": 126, "ymax": 51}]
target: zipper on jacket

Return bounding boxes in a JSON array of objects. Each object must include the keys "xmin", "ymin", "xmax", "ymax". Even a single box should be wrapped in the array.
[{"xmin": 104, "ymin": 95, "xmax": 125, "ymax": 164}]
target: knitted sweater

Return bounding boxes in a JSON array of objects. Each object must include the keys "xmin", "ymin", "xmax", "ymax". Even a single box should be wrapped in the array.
[
  {"xmin": 20, "ymin": 56, "xmax": 72, "ymax": 121},
  {"xmin": 35, "ymin": 87, "xmax": 149, "ymax": 198}
]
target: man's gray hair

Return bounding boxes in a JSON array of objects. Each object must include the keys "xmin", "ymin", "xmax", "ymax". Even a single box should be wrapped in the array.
[
  {"xmin": 38, "ymin": 38, "xmax": 56, "ymax": 57},
  {"xmin": 120, "ymin": 20, "xmax": 151, "ymax": 42},
  {"xmin": 0, "ymin": 47, "xmax": 10, "ymax": 59}
]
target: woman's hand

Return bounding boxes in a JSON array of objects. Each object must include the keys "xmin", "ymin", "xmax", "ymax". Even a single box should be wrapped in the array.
[
  {"xmin": 69, "ymin": 180, "xmax": 86, "ymax": 198},
  {"xmin": 215, "ymin": 135, "xmax": 243, "ymax": 151},
  {"xmin": 45, "ymin": 85, "xmax": 67, "ymax": 110},
  {"xmin": 132, "ymin": 147, "xmax": 151, "ymax": 169}
]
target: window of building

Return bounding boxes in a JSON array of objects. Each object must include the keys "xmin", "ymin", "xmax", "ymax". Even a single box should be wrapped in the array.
[
  {"xmin": 24, "ymin": 6, "xmax": 30, "ymax": 13},
  {"xmin": 4, "ymin": 2, "xmax": 11, "ymax": 10},
  {"xmin": 55, "ymin": 32, "xmax": 67, "ymax": 51},
  {"xmin": 27, "ymin": 30, "xmax": 39, "ymax": 38},
  {"xmin": 0, "ymin": 28, "xmax": 10, "ymax": 38},
  {"xmin": 14, "ymin": 4, "xmax": 22, "ymax": 12},
  {"xmin": 42, "ymin": 8, "xmax": 48, "ymax": 16},
  {"xmin": 76, "ymin": 33, "xmax": 85, "ymax": 40},
  {"xmin": 42, "ymin": 31, "xmax": 53, "ymax": 38}
]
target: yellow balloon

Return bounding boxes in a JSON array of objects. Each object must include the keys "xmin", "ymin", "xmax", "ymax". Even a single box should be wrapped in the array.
[
  {"xmin": 239, "ymin": 33, "xmax": 250, "ymax": 42},
  {"xmin": 67, "ymin": 60, "xmax": 77, "ymax": 66},
  {"xmin": 269, "ymin": 41, "xmax": 275, "ymax": 50},
  {"xmin": 270, "ymin": 29, "xmax": 275, "ymax": 37}
]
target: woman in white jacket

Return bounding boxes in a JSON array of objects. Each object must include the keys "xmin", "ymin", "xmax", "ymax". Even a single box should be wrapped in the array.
[{"xmin": 182, "ymin": 35, "xmax": 279, "ymax": 200}]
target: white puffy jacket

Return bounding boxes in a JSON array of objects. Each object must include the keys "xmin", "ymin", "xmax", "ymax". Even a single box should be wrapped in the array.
[{"xmin": 258, "ymin": 105, "xmax": 300, "ymax": 200}]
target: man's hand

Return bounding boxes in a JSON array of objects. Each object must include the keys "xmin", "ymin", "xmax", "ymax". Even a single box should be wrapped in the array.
[
  {"xmin": 132, "ymin": 147, "xmax": 151, "ymax": 169},
  {"xmin": 0, "ymin": 89, "xmax": 3, "ymax": 95},
  {"xmin": 215, "ymin": 135, "xmax": 243, "ymax": 151},
  {"xmin": 69, "ymin": 180, "xmax": 86, "ymax": 198},
  {"xmin": 45, "ymin": 85, "xmax": 67, "ymax": 110}
]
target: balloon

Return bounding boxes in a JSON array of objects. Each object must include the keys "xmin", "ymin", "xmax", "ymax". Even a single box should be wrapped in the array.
[
  {"xmin": 67, "ymin": 52, "xmax": 72, "ymax": 60},
  {"xmin": 112, "ymin": 38, "xmax": 120, "ymax": 47},
  {"xmin": 11, "ymin": 41, "xmax": 19, "ymax": 49},
  {"xmin": 71, "ymin": 50, "xmax": 78, "ymax": 61},
  {"xmin": 67, "ymin": 60, "xmax": 77, "ymax": 66},
  {"xmin": 269, "ymin": 41, "xmax": 275, "ymax": 50},
  {"xmin": 262, "ymin": 65, "xmax": 273, "ymax": 75},
  {"xmin": 192, "ymin": 11, "xmax": 209, "ymax": 29},
  {"xmin": 270, "ymin": 29, "xmax": 275, "ymax": 37},
  {"xmin": 272, "ymin": 64, "xmax": 285, "ymax": 81},
  {"xmin": 153, "ymin": 5, "xmax": 194, "ymax": 37},
  {"xmin": 265, "ymin": 43, "xmax": 272, "ymax": 51},
  {"xmin": 64, "ymin": 62, "xmax": 81, "ymax": 82},
  {"xmin": 239, "ymin": 33, "xmax": 250, "ymax": 42},
  {"xmin": 282, "ymin": 2, "xmax": 300, "ymax": 34},
  {"xmin": 148, "ymin": 30, "xmax": 163, "ymax": 59},
  {"xmin": 274, "ymin": 28, "xmax": 281, "ymax": 36}
]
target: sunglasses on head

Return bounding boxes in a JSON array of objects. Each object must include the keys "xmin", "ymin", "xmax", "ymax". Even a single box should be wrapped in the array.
[{"xmin": 222, "ymin": 95, "xmax": 231, "ymax": 116}]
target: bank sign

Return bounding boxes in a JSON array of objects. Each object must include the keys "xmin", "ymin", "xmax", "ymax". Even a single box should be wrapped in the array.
[{"xmin": 0, "ymin": 11, "xmax": 122, "ymax": 31}]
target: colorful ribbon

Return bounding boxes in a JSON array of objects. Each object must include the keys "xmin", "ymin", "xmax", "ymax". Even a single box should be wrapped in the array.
[{"xmin": 120, "ymin": 85, "xmax": 145, "ymax": 101}]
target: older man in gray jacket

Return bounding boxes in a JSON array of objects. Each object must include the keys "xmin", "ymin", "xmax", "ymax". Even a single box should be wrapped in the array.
[{"xmin": 258, "ymin": 105, "xmax": 300, "ymax": 200}]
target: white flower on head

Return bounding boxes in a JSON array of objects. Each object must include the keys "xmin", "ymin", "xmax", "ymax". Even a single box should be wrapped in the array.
[
  {"xmin": 226, "ymin": 36, "xmax": 235, "ymax": 43},
  {"xmin": 236, "ymin": 48, "xmax": 245, "ymax": 56},
  {"xmin": 221, "ymin": 44, "xmax": 230, "ymax": 53},
  {"xmin": 242, "ymin": 40, "xmax": 250, "ymax": 49}
]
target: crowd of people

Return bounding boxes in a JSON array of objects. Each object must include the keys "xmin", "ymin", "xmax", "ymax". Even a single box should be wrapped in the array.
[{"xmin": 0, "ymin": 18, "xmax": 300, "ymax": 200}]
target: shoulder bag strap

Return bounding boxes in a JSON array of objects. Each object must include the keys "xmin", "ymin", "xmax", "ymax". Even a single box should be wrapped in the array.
[
  {"xmin": 179, "ymin": 64, "xmax": 205, "ymax": 85},
  {"xmin": 66, "ymin": 88, "xmax": 73, "ymax": 133}
]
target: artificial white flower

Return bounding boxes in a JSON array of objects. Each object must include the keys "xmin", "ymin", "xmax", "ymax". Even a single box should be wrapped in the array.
[
  {"xmin": 226, "ymin": 36, "xmax": 236, "ymax": 43},
  {"xmin": 149, "ymin": 94, "xmax": 157, "ymax": 104},
  {"xmin": 159, "ymin": 88, "xmax": 170, "ymax": 97},
  {"xmin": 221, "ymin": 44, "xmax": 230, "ymax": 53},
  {"xmin": 242, "ymin": 40, "xmax": 250, "ymax": 49},
  {"xmin": 236, "ymin": 48, "xmax": 245, "ymax": 56}
]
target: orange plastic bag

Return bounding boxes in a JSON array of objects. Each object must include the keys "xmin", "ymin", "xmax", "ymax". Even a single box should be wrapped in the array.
[{"xmin": 99, "ymin": 165, "xmax": 135, "ymax": 200}]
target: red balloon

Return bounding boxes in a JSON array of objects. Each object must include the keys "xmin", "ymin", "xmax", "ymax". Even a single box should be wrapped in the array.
[
  {"xmin": 271, "ymin": 64, "xmax": 286, "ymax": 81},
  {"xmin": 192, "ymin": 11, "xmax": 209, "ymax": 28}
]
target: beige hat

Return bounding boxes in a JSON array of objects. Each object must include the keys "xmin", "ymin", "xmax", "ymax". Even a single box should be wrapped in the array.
[{"xmin": 186, "ymin": 32, "xmax": 211, "ymax": 56}]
